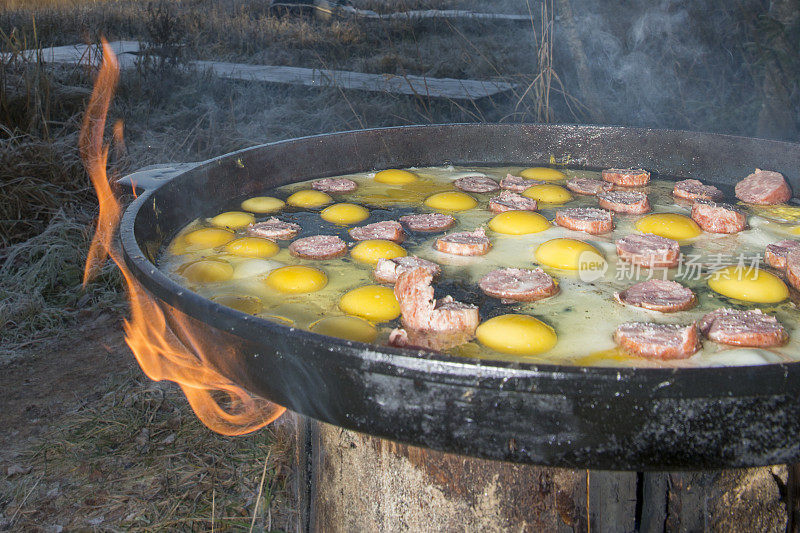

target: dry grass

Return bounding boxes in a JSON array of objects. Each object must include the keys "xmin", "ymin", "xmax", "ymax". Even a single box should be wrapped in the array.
[{"xmin": 1, "ymin": 372, "xmax": 294, "ymax": 531}]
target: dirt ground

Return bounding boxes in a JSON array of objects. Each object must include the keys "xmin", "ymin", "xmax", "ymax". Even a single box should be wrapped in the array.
[{"xmin": 0, "ymin": 315, "xmax": 294, "ymax": 531}]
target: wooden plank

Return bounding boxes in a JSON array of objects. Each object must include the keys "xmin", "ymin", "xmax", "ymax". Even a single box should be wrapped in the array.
[
  {"xmin": 195, "ymin": 59, "xmax": 516, "ymax": 100},
  {"xmin": 15, "ymin": 40, "xmax": 516, "ymax": 100}
]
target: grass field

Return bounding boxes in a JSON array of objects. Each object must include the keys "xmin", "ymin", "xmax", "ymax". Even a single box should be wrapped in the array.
[{"xmin": 1, "ymin": 0, "xmax": 798, "ymax": 529}]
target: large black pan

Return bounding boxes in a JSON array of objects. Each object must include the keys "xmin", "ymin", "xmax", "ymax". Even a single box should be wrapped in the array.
[{"xmin": 119, "ymin": 124, "xmax": 800, "ymax": 470}]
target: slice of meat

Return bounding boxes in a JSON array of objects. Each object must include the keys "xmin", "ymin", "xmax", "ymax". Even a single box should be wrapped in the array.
[
  {"xmin": 615, "ymin": 279, "xmax": 696, "ymax": 312},
  {"xmin": 349, "ymin": 220, "xmax": 405, "ymax": 243},
  {"xmin": 488, "ymin": 190, "xmax": 538, "ymax": 213},
  {"xmin": 400, "ymin": 213, "xmax": 456, "ymax": 232},
  {"xmin": 500, "ymin": 173, "xmax": 540, "ymax": 192},
  {"xmin": 435, "ymin": 227, "xmax": 491, "ymax": 256},
  {"xmin": 786, "ymin": 249, "xmax": 800, "ymax": 290},
  {"xmin": 691, "ymin": 199, "xmax": 747, "ymax": 234},
  {"xmin": 394, "ymin": 267, "xmax": 479, "ymax": 335},
  {"xmin": 374, "ymin": 256, "xmax": 441, "ymax": 284},
  {"xmin": 555, "ymin": 207, "xmax": 614, "ymax": 235},
  {"xmin": 613, "ymin": 322, "xmax": 700, "ymax": 359},
  {"xmin": 672, "ymin": 179, "xmax": 723, "ymax": 202},
  {"xmin": 597, "ymin": 190, "xmax": 651, "ymax": 214},
  {"xmin": 735, "ymin": 169, "xmax": 791, "ymax": 205},
  {"xmin": 388, "ymin": 327, "xmax": 475, "ymax": 352},
  {"xmin": 615, "ymin": 233, "xmax": 681, "ymax": 268},
  {"xmin": 566, "ymin": 177, "xmax": 614, "ymax": 195},
  {"xmin": 454, "ymin": 175, "xmax": 500, "ymax": 193},
  {"xmin": 699, "ymin": 308, "xmax": 788, "ymax": 347},
  {"xmin": 765, "ymin": 239, "xmax": 800, "ymax": 270},
  {"xmin": 288, "ymin": 235, "xmax": 347, "ymax": 259},
  {"xmin": 311, "ymin": 177, "xmax": 358, "ymax": 193},
  {"xmin": 478, "ymin": 268, "xmax": 559, "ymax": 302},
  {"xmin": 247, "ymin": 217, "xmax": 301, "ymax": 240},
  {"xmin": 602, "ymin": 168, "xmax": 650, "ymax": 187}
]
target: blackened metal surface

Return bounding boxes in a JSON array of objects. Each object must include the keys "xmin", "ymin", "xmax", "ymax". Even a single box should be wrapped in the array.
[{"xmin": 119, "ymin": 124, "xmax": 800, "ymax": 470}]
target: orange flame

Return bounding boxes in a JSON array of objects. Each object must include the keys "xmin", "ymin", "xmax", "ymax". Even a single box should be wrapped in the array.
[{"xmin": 81, "ymin": 39, "xmax": 285, "ymax": 435}]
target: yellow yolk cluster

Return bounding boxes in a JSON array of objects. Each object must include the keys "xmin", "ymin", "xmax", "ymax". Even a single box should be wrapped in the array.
[
  {"xmin": 708, "ymin": 265, "xmax": 788, "ymax": 303},
  {"xmin": 635, "ymin": 213, "xmax": 701, "ymax": 240},
  {"xmin": 339, "ymin": 285, "xmax": 400, "ymax": 322},
  {"xmin": 519, "ymin": 167, "xmax": 566, "ymax": 181},
  {"xmin": 265, "ymin": 265, "xmax": 328, "ymax": 293},
  {"xmin": 320, "ymin": 203, "xmax": 370, "ymax": 225},
  {"xmin": 240, "ymin": 196, "xmax": 285, "ymax": 213},
  {"xmin": 209, "ymin": 211, "xmax": 255, "ymax": 229},
  {"xmin": 287, "ymin": 190, "xmax": 333, "ymax": 208},
  {"xmin": 224, "ymin": 237, "xmax": 279, "ymax": 258},
  {"xmin": 522, "ymin": 184, "xmax": 572, "ymax": 204},
  {"xmin": 488, "ymin": 211, "xmax": 550, "ymax": 235},
  {"xmin": 310, "ymin": 316, "xmax": 378, "ymax": 343},
  {"xmin": 424, "ymin": 191, "xmax": 477, "ymax": 211},
  {"xmin": 351, "ymin": 239, "xmax": 407, "ymax": 264},
  {"xmin": 476, "ymin": 314, "xmax": 557, "ymax": 355},
  {"xmin": 374, "ymin": 169, "xmax": 418, "ymax": 184},
  {"xmin": 534, "ymin": 239, "xmax": 604, "ymax": 271}
]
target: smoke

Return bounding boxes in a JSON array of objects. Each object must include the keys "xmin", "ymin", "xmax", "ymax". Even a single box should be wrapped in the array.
[{"xmin": 555, "ymin": 0, "xmax": 774, "ymax": 135}]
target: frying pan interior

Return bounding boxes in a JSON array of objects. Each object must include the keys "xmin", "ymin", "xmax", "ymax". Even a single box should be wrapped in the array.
[{"xmin": 121, "ymin": 124, "xmax": 800, "ymax": 470}]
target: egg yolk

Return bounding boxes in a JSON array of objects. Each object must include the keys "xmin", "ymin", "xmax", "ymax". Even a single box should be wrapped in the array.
[
  {"xmin": 339, "ymin": 285, "xmax": 400, "ymax": 322},
  {"xmin": 351, "ymin": 239, "xmax": 407, "ymax": 264},
  {"xmin": 635, "ymin": 213, "xmax": 701, "ymax": 240},
  {"xmin": 522, "ymin": 184, "xmax": 573, "ymax": 204},
  {"xmin": 320, "ymin": 203, "xmax": 370, "ymax": 225},
  {"xmin": 209, "ymin": 211, "xmax": 255, "ymax": 230},
  {"xmin": 211, "ymin": 294, "xmax": 263, "ymax": 315},
  {"xmin": 241, "ymin": 196, "xmax": 285, "ymax": 213},
  {"xmin": 519, "ymin": 167, "xmax": 567, "ymax": 181},
  {"xmin": 181, "ymin": 227, "xmax": 234, "ymax": 250},
  {"xmin": 231, "ymin": 258, "xmax": 281, "ymax": 279},
  {"xmin": 310, "ymin": 316, "xmax": 378, "ymax": 343},
  {"xmin": 181, "ymin": 259, "xmax": 234, "ymax": 283},
  {"xmin": 708, "ymin": 265, "xmax": 788, "ymax": 303},
  {"xmin": 286, "ymin": 190, "xmax": 333, "ymax": 208},
  {"xmin": 476, "ymin": 314, "xmax": 557, "ymax": 355},
  {"xmin": 375, "ymin": 169, "xmax": 417, "ymax": 184},
  {"xmin": 424, "ymin": 191, "xmax": 478, "ymax": 211},
  {"xmin": 265, "ymin": 265, "xmax": 327, "ymax": 293},
  {"xmin": 488, "ymin": 211, "xmax": 550, "ymax": 235},
  {"xmin": 224, "ymin": 237, "xmax": 279, "ymax": 258},
  {"xmin": 534, "ymin": 238, "xmax": 605, "ymax": 270}
]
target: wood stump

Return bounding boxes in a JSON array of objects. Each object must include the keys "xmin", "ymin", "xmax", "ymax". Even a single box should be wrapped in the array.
[{"xmin": 284, "ymin": 415, "xmax": 793, "ymax": 532}]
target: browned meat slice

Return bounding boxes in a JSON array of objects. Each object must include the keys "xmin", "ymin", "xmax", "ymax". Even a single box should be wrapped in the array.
[
  {"xmin": 488, "ymin": 190, "xmax": 538, "ymax": 213},
  {"xmin": 602, "ymin": 168, "xmax": 650, "ymax": 187},
  {"xmin": 566, "ymin": 177, "xmax": 613, "ymax": 195},
  {"xmin": 597, "ymin": 190, "xmax": 651, "ymax": 214},
  {"xmin": 394, "ymin": 267, "xmax": 479, "ymax": 336},
  {"xmin": 247, "ymin": 217, "xmax": 301, "ymax": 240},
  {"xmin": 288, "ymin": 235, "xmax": 347, "ymax": 259},
  {"xmin": 691, "ymin": 199, "xmax": 747, "ymax": 234},
  {"xmin": 311, "ymin": 177, "xmax": 358, "ymax": 193},
  {"xmin": 374, "ymin": 256, "xmax": 440, "ymax": 284},
  {"xmin": 435, "ymin": 227, "xmax": 491, "ymax": 256},
  {"xmin": 765, "ymin": 239, "xmax": 800, "ymax": 270},
  {"xmin": 388, "ymin": 327, "xmax": 475, "ymax": 352},
  {"xmin": 615, "ymin": 233, "xmax": 681, "ymax": 268},
  {"xmin": 698, "ymin": 308, "xmax": 788, "ymax": 347},
  {"xmin": 349, "ymin": 220, "xmax": 405, "ymax": 243},
  {"xmin": 615, "ymin": 279, "xmax": 696, "ymax": 312},
  {"xmin": 672, "ymin": 179, "xmax": 723, "ymax": 201},
  {"xmin": 478, "ymin": 268, "xmax": 559, "ymax": 302},
  {"xmin": 400, "ymin": 213, "xmax": 456, "ymax": 232},
  {"xmin": 454, "ymin": 175, "xmax": 500, "ymax": 193},
  {"xmin": 613, "ymin": 322, "xmax": 700, "ymax": 359},
  {"xmin": 555, "ymin": 207, "xmax": 614, "ymax": 235},
  {"xmin": 787, "ymin": 250, "xmax": 800, "ymax": 290},
  {"xmin": 735, "ymin": 169, "xmax": 791, "ymax": 205},
  {"xmin": 500, "ymin": 173, "xmax": 540, "ymax": 192}
]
